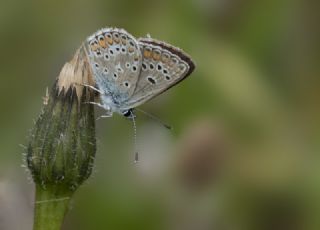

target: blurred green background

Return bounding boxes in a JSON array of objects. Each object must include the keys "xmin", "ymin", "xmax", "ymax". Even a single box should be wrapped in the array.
[{"xmin": 0, "ymin": 0, "xmax": 319, "ymax": 229}]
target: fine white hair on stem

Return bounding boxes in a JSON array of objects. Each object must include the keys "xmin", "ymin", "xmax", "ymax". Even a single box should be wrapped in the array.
[{"xmin": 35, "ymin": 197, "xmax": 71, "ymax": 204}]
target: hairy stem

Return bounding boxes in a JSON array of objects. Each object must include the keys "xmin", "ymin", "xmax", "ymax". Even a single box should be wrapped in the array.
[{"xmin": 33, "ymin": 185, "xmax": 73, "ymax": 230}]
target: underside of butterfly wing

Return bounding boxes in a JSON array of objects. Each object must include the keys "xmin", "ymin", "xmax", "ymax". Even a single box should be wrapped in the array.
[
  {"xmin": 84, "ymin": 28, "xmax": 142, "ymax": 105},
  {"xmin": 123, "ymin": 38, "xmax": 195, "ymax": 109}
]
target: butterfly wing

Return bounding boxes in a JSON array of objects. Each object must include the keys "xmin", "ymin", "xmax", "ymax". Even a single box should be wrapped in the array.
[
  {"xmin": 123, "ymin": 38, "xmax": 195, "ymax": 109},
  {"xmin": 84, "ymin": 28, "xmax": 142, "ymax": 104}
]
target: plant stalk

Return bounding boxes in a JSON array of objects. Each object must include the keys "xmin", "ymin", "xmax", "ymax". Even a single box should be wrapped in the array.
[{"xmin": 33, "ymin": 184, "xmax": 73, "ymax": 230}]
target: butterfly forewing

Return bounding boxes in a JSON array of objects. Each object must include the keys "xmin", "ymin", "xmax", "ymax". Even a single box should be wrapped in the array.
[
  {"xmin": 85, "ymin": 28, "xmax": 142, "ymax": 103},
  {"xmin": 123, "ymin": 38, "xmax": 195, "ymax": 108}
]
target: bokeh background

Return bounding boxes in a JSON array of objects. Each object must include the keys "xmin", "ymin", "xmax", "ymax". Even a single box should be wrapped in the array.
[{"xmin": 0, "ymin": 0, "xmax": 319, "ymax": 229}]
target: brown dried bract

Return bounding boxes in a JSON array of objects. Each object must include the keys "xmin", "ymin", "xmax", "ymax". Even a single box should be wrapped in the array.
[{"xmin": 57, "ymin": 46, "xmax": 95, "ymax": 99}]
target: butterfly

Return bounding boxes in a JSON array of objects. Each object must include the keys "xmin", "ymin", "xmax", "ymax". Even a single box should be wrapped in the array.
[{"xmin": 82, "ymin": 27, "xmax": 195, "ymax": 119}]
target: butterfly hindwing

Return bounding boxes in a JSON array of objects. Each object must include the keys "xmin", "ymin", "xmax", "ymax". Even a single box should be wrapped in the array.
[
  {"xmin": 123, "ymin": 38, "xmax": 195, "ymax": 108},
  {"xmin": 85, "ymin": 28, "xmax": 142, "ymax": 103}
]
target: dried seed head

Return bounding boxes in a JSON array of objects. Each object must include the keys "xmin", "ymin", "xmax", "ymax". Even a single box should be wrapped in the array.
[{"xmin": 57, "ymin": 47, "xmax": 95, "ymax": 99}]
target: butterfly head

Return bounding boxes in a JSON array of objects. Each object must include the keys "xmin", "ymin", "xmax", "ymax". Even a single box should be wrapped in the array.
[{"xmin": 121, "ymin": 108, "xmax": 135, "ymax": 120}]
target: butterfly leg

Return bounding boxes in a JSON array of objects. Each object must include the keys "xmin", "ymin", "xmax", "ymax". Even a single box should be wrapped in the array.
[
  {"xmin": 84, "ymin": 102, "xmax": 114, "ymax": 118},
  {"xmin": 83, "ymin": 101, "xmax": 105, "ymax": 109},
  {"xmin": 96, "ymin": 113, "xmax": 113, "ymax": 121},
  {"xmin": 77, "ymin": 83, "xmax": 104, "ymax": 95}
]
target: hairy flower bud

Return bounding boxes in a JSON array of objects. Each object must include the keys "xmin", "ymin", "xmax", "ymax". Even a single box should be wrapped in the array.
[{"xmin": 27, "ymin": 47, "xmax": 96, "ymax": 191}]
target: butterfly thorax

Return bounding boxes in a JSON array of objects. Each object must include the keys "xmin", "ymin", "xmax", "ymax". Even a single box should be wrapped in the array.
[{"xmin": 100, "ymin": 94, "xmax": 126, "ymax": 115}]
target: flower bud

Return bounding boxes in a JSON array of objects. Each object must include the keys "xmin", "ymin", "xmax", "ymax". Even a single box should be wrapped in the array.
[{"xmin": 27, "ymin": 47, "xmax": 96, "ymax": 191}]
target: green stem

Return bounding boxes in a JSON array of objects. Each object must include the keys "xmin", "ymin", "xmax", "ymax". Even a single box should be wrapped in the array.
[{"xmin": 33, "ymin": 184, "xmax": 73, "ymax": 230}]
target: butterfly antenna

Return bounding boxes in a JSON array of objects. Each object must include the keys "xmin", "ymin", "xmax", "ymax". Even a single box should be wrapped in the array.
[
  {"xmin": 135, "ymin": 108, "xmax": 172, "ymax": 130},
  {"xmin": 130, "ymin": 110, "xmax": 139, "ymax": 163}
]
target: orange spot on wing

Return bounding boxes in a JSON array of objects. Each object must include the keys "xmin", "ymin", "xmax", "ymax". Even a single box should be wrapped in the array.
[
  {"xmin": 128, "ymin": 47, "xmax": 134, "ymax": 53},
  {"xmin": 113, "ymin": 34, "xmax": 120, "ymax": 43},
  {"xmin": 105, "ymin": 36, "xmax": 113, "ymax": 45},
  {"xmin": 161, "ymin": 54, "xmax": 170, "ymax": 63},
  {"xmin": 99, "ymin": 39, "xmax": 107, "ymax": 48},
  {"xmin": 121, "ymin": 37, "xmax": 127, "ymax": 45},
  {"xmin": 169, "ymin": 58, "xmax": 178, "ymax": 67},
  {"xmin": 152, "ymin": 51, "xmax": 161, "ymax": 61},
  {"xmin": 90, "ymin": 43, "xmax": 99, "ymax": 52},
  {"xmin": 143, "ymin": 49, "xmax": 152, "ymax": 58}
]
